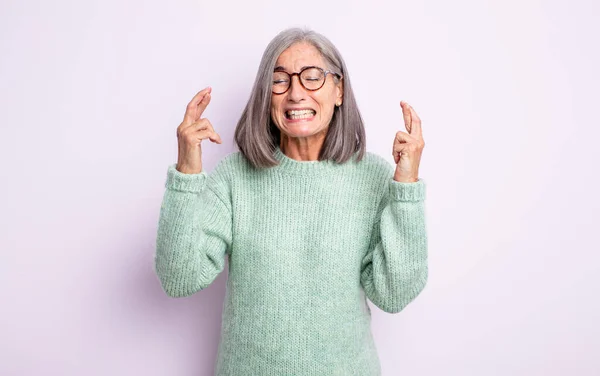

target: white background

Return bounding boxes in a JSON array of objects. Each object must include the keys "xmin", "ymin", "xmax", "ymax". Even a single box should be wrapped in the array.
[{"xmin": 1, "ymin": 0, "xmax": 599, "ymax": 375}]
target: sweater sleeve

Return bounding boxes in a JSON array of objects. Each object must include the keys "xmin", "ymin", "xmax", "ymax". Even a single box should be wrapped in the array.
[
  {"xmin": 360, "ymin": 176, "xmax": 428, "ymax": 313},
  {"xmin": 154, "ymin": 163, "xmax": 233, "ymax": 298}
]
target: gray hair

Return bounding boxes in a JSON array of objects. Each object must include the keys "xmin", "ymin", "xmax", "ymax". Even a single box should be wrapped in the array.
[{"xmin": 234, "ymin": 27, "xmax": 366, "ymax": 169}]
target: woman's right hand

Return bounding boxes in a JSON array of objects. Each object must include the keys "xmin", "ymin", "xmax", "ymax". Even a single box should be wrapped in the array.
[{"xmin": 176, "ymin": 87, "xmax": 223, "ymax": 174}]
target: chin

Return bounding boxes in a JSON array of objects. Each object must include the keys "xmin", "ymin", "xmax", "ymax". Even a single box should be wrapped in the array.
[
  {"xmin": 291, "ymin": 125, "xmax": 328, "ymax": 138},
  {"xmin": 285, "ymin": 128, "xmax": 312, "ymax": 137}
]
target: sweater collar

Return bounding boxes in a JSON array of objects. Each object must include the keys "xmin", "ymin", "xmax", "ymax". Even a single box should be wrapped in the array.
[{"xmin": 273, "ymin": 145, "xmax": 341, "ymax": 176}]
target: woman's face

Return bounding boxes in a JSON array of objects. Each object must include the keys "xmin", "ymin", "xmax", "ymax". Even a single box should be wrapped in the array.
[{"xmin": 270, "ymin": 42, "xmax": 343, "ymax": 141}]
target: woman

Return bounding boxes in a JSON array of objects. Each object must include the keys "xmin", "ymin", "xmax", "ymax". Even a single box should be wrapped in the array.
[{"xmin": 155, "ymin": 27, "xmax": 427, "ymax": 376}]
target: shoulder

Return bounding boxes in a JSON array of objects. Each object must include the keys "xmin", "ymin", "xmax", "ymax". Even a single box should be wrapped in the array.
[
  {"xmin": 210, "ymin": 150, "xmax": 249, "ymax": 177},
  {"xmin": 206, "ymin": 149, "xmax": 256, "ymax": 188},
  {"xmin": 202, "ymin": 150, "xmax": 245, "ymax": 197},
  {"xmin": 342, "ymin": 151, "xmax": 396, "ymax": 201}
]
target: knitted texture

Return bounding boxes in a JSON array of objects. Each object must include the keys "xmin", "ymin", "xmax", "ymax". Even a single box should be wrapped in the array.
[{"xmin": 155, "ymin": 145, "xmax": 428, "ymax": 376}]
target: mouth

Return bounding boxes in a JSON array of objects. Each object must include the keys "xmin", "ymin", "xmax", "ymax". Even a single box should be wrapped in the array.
[{"xmin": 284, "ymin": 109, "xmax": 316, "ymax": 121}]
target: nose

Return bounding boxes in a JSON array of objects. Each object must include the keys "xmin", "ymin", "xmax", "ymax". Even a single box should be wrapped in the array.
[{"xmin": 287, "ymin": 75, "xmax": 307, "ymax": 102}]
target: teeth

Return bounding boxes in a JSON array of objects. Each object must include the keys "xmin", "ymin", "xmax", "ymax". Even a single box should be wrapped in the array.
[
  {"xmin": 286, "ymin": 109, "xmax": 316, "ymax": 120},
  {"xmin": 286, "ymin": 109, "xmax": 315, "ymax": 116}
]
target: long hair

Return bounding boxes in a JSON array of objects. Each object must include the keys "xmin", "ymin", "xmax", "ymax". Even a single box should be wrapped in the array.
[{"xmin": 234, "ymin": 27, "xmax": 366, "ymax": 169}]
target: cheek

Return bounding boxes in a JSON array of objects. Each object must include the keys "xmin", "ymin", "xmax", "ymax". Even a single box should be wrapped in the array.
[
  {"xmin": 317, "ymin": 95, "xmax": 336, "ymax": 117},
  {"xmin": 318, "ymin": 90, "xmax": 337, "ymax": 110},
  {"xmin": 270, "ymin": 101, "xmax": 281, "ymax": 117},
  {"xmin": 321, "ymin": 107, "xmax": 334, "ymax": 122}
]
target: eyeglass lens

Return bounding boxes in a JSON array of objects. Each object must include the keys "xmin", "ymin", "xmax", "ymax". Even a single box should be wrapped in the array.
[{"xmin": 272, "ymin": 68, "xmax": 325, "ymax": 94}]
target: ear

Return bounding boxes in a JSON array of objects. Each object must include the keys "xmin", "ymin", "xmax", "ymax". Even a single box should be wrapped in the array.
[{"xmin": 336, "ymin": 78, "xmax": 344, "ymax": 103}]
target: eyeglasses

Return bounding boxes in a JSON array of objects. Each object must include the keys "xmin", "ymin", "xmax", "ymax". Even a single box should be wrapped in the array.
[{"xmin": 272, "ymin": 66, "xmax": 343, "ymax": 95}]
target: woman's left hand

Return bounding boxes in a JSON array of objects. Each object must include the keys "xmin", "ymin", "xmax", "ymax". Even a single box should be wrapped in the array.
[{"xmin": 392, "ymin": 101, "xmax": 425, "ymax": 183}]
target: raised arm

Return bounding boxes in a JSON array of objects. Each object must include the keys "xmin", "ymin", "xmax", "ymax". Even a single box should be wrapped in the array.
[{"xmin": 360, "ymin": 100, "xmax": 428, "ymax": 313}]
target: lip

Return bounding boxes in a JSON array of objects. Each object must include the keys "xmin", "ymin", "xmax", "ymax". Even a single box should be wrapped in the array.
[{"xmin": 285, "ymin": 115, "xmax": 315, "ymax": 123}]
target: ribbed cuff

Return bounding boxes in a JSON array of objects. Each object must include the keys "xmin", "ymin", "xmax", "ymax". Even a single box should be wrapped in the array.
[
  {"xmin": 389, "ymin": 178, "xmax": 426, "ymax": 202},
  {"xmin": 165, "ymin": 164, "xmax": 208, "ymax": 193}
]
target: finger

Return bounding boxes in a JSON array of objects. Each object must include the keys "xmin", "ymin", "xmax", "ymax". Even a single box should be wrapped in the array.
[
  {"xmin": 182, "ymin": 90, "xmax": 210, "ymax": 126},
  {"xmin": 209, "ymin": 131, "xmax": 223, "ymax": 144},
  {"xmin": 394, "ymin": 130, "xmax": 416, "ymax": 144},
  {"xmin": 392, "ymin": 143, "xmax": 409, "ymax": 164},
  {"xmin": 191, "ymin": 118, "xmax": 212, "ymax": 131},
  {"xmin": 197, "ymin": 92, "xmax": 211, "ymax": 119},
  {"xmin": 408, "ymin": 105, "xmax": 423, "ymax": 138},
  {"xmin": 393, "ymin": 141, "xmax": 411, "ymax": 152},
  {"xmin": 192, "ymin": 119, "xmax": 222, "ymax": 144},
  {"xmin": 400, "ymin": 101, "xmax": 412, "ymax": 134},
  {"xmin": 183, "ymin": 87, "xmax": 212, "ymax": 125},
  {"xmin": 198, "ymin": 129, "xmax": 222, "ymax": 144},
  {"xmin": 393, "ymin": 141, "xmax": 414, "ymax": 156}
]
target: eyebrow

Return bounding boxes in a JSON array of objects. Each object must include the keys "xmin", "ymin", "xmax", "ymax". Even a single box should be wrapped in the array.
[{"xmin": 274, "ymin": 65, "xmax": 315, "ymax": 72}]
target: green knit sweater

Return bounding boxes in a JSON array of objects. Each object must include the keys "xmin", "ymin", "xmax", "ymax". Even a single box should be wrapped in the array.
[{"xmin": 155, "ymin": 145, "xmax": 428, "ymax": 375}]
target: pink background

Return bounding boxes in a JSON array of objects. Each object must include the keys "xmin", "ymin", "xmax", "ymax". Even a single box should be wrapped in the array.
[{"xmin": 1, "ymin": 0, "xmax": 598, "ymax": 375}]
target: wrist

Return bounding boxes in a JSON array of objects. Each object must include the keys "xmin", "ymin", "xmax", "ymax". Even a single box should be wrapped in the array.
[{"xmin": 393, "ymin": 174, "xmax": 419, "ymax": 183}]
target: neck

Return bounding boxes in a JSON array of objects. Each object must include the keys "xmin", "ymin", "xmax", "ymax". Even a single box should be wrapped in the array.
[{"xmin": 279, "ymin": 133, "xmax": 327, "ymax": 161}]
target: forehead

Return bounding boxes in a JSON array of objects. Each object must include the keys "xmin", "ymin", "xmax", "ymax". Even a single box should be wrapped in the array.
[{"xmin": 275, "ymin": 42, "xmax": 325, "ymax": 71}]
